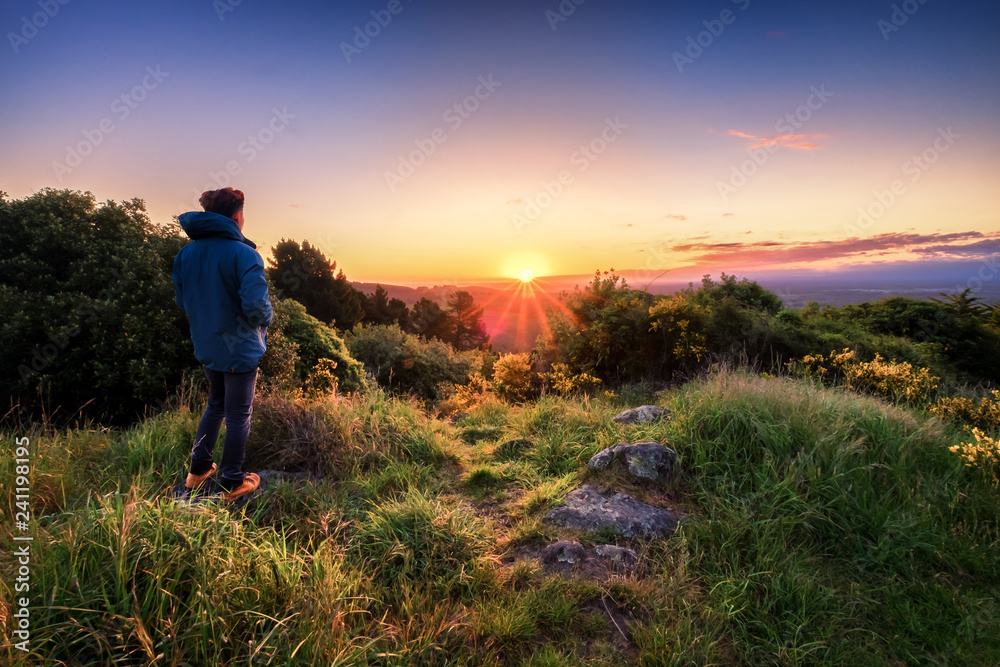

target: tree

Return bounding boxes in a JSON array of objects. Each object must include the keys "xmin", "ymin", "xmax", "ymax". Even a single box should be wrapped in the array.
[
  {"xmin": 0, "ymin": 189, "xmax": 194, "ymax": 424},
  {"xmin": 446, "ymin": 290, "xmax": 489, "ymax": 350},
  {"xmin": 266, "ymin": 239, "xmax": 365, "ymax": 329},
  {"xmin": 410, "ymin": 297, "xmax": 452, "ymax": 341},
  {"xmin": 361, "ymin": 284, "xmax": 410, "ymax": 329},
  {"xmin": 930, "ymin": 288, "xmax": 988, "ymax": 318}
]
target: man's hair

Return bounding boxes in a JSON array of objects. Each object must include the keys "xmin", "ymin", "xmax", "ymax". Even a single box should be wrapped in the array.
[{"xmin": 199, "ymin": 188, "xmax": 245, "ymax": 219}]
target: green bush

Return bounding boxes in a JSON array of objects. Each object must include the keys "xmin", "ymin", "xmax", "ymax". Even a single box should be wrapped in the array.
[
  {"xmin": 346, "ymin": 323, "xmax": 484, "ymax": 403},
  {"xmin": 259, "ymin": 298, "xmax": 365, "ymax": 393}
]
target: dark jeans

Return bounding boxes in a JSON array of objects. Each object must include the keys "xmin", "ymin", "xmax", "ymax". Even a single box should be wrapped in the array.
[{"xmin": 190, "ymin": 367, "xmax": 258, "ymax": 490}]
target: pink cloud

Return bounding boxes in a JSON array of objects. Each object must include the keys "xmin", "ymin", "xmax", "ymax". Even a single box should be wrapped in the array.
[
  {"xmin": 726, "ymin": 129, "xmax": 827, "ymax": 150},
  {"xmin": 667, "ymin": 231, "xmax": 999, "ymax": 268}
]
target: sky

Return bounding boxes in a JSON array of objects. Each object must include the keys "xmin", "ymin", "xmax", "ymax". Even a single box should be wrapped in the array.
[{"xmin": 1, "ymin": 0, "xmax": 998, "ymax": 286}]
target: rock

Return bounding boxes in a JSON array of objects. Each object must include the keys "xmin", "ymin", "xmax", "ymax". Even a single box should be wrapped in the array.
[
  {"xmin": 544, "ymin": 485, "xmax": 681, "ymax": 539},
  {"xmin": 540, "ymin": 540, "xmax": 640, "ymax": 571},
  {"xmin": 587, "ymin": 441, "xmax": 677, "ymax": 481},
  {"xmin": 594, "ymin": 544, "xmax": 639, "ymax": 567},
  {"xmin": 612, "ymin": 405, "xmax": 668, "ymax": 426},
  {"xmin": 541, "ymin": 540, "xmax": 588, "ymax": 565}
]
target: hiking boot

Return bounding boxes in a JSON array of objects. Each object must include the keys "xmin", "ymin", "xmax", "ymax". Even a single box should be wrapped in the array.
[
  {"xmin": 221, "ymin": 473, "xmax": 260, "ymax": 503},
  {"xmin": 185, "ymin": 463, "xmax": 217, "ymax": 490}
]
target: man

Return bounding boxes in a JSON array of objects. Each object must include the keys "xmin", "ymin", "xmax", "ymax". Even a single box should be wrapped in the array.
[{"xmin": 172, "ymin": 187, "xmax": 272, "ymax": 502}]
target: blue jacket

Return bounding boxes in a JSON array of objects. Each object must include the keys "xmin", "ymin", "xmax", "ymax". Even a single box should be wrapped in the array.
[{"xmin": 172, "ymin": 211, "xmax": 273, "ymax": 373}]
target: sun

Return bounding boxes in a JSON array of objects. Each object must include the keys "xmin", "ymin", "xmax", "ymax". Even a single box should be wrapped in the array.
[{"xmin": 501, "ymin": 251, "xmax": 550, "ymax": 283}]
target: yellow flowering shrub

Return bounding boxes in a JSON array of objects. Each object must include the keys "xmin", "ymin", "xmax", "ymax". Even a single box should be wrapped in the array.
[
  {"xmin": 492, "ymin": 353, "xmax": 537, "ymax": 403},
  {"xmin": 541, "ymin": 363, "xmax": 603, "ymax": 396},
  {"xmin": 930, "ymin": 390, "xmax": 1000, "ymax": 431},
  {"xmin": 786, "ymin": 348, "xmax": 939, "ymax": 404},
  {"xmin": 950, "ymin": 428, "xmax": 1000, "ymax": 485}
]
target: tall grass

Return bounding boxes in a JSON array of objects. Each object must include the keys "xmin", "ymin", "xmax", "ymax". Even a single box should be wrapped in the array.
[{"xmin": 1, "ymin": 371, "xmax": 997, "ymax": 665}]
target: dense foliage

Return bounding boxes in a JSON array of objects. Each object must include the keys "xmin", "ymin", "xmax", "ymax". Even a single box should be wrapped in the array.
[
  {"xmin": 266, "ymin": 238, "xmax": 366, "ymax": 329},
  {"xmin": 0, "ymin": 189, "xmax": 194, "ymax": 423},
  {"xmin": 346, "ymin": 323, "xmax": 486, "ymax": 402}
]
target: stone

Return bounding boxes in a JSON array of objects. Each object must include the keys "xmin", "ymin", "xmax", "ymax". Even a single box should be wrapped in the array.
[
  {"xmin": 594, "ymin": 544, "xmax": 639, "ymax": 567},
  {"xmin": 541, "ymin": 540, "xmax": 588, "ymax": 565},
  {"xmin": 544, "ymin": 485, "xmax": 681, "ymax": 539},
  {"xmin": 587, "ymin": 441, "xmax": 677, "ymax": 481},
  {"xmin": 540, "ymin": 540, "xmax": 640, "ymax": 571},
  {"xmin": 612, "ymin": 405, "xmax": 668, "ymax": 426}
]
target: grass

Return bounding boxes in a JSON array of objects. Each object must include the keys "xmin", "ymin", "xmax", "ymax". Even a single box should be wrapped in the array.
[{"xmin": 1, "ymin": 373, "xmax": 998, "ymax": 665}]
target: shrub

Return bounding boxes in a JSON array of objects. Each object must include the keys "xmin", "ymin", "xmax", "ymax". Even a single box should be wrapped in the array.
[
  {"xmin": 540, "ymin": 363, "xmax": 602, "ymax": 396},
  {"xmin": 492, "ymin": 353, "xmax": 538, "ymax": 402},
  {"xmin": 259, "ymin": 298, "xmax": 365, "ymax": 393},
  {"xmin": 950, "ymin": 428, "xmax": 1000, "ymax": 486},
  {"xmin": 346, "ymin": 323, "xmax": 483, "ymax": 403},
  {"xmin": 787, "ymin": 348, "xmax": 940, "ymax": 404},
  {"xmin": 930, "ymin": 391, "xmax": 1000, "ymax": 431}
]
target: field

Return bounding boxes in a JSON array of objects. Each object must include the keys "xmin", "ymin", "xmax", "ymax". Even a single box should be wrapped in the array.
[{"xmin": 2, "ymin": 370, "xmax": 998, "ymax": 666}]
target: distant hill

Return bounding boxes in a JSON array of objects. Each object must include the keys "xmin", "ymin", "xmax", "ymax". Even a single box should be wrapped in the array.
[{"xmin": 353, "ymin": 262, "xmax": 1000, "ymax": 352}]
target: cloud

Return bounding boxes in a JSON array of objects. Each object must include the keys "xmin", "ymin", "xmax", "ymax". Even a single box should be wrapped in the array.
[
  {"xmin": 506, "ymin": 198, "xmax": 524, "ymax": 205},
  {"xmin": 667, "ymin": 231, "xmax": 999, "ymax": 267},
  {"xmin": 766, "ymin": 30, "xmax": 787, "ymax": 38},
  {"xmin": 661, "ymin": 213, "xmax": 686, "ymax": 222},
  {"xmin": 726, "ymin": 129, "xmax": 827, "ymax": 150}
]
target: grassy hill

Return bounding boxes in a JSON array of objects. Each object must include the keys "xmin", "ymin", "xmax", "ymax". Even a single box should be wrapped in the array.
[{"xmin": 2, "ymin": 370, "xmax": 998, "ymax": 665}]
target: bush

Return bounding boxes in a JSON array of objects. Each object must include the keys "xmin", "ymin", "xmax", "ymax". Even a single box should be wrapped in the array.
[
  {"xmin": 259, "ymin": 298, "xmax": 365, "ymax": 394},
  {"xmin": 492, "ymin": 353, "xmax": 538, "ymax": 402},
  {"xmin": 346, "ymin": 323, "xmax": 484, "ymax": 403},
  {"xmin": 930, "ymin": 391, "xmax": 1000, "ymax": 431},
  {"xmin": 540, "ymin": 363, "xmax": 602, "ymax": 396},
  {"xmin": 787, "ymin": 348, "xmax": 940, "ymax": 405}
]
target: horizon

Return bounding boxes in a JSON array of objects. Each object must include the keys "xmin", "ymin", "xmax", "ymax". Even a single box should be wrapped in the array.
[{"xmin": 2, "ymin": 1, "xmax": 998, "ymax": 287}]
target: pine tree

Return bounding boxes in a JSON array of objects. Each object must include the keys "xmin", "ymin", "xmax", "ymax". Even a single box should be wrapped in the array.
[{"xmin": 446, "ymin": 290, "xmax": 489, "ymax": 350}]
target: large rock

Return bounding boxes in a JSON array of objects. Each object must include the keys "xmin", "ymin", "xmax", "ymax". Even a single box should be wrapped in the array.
[
  {"xmin": 588, "ymin": 441, "xmax": 677, "ymax": 481},
  {"xmin": 545, "ymin": 485, "xmax": 681, "ymax": 538},
  {"xmin": 612, "ymin": 405, "xmax": 668, "ymax": 426}
]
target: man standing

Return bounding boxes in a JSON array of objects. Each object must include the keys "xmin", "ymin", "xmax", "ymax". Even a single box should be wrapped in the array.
[{"xmin": 172, "ymin": 187, "xmax": 272, "ymax": 502}]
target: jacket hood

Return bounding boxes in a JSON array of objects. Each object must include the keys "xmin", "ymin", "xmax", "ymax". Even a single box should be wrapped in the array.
[{"xmin": 178, "ymin": 211, "xmax": 256, "ymax": 248}]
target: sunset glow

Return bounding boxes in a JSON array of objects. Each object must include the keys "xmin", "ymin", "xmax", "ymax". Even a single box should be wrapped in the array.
[{"xmin": 0, "ymin": 1, "xmax": 997, "ymax": 288}]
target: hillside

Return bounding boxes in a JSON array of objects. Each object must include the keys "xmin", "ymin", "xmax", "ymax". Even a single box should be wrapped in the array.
[{"xmin": 3, "ymin": 371, "xmax": 998, "ymax": 665}]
